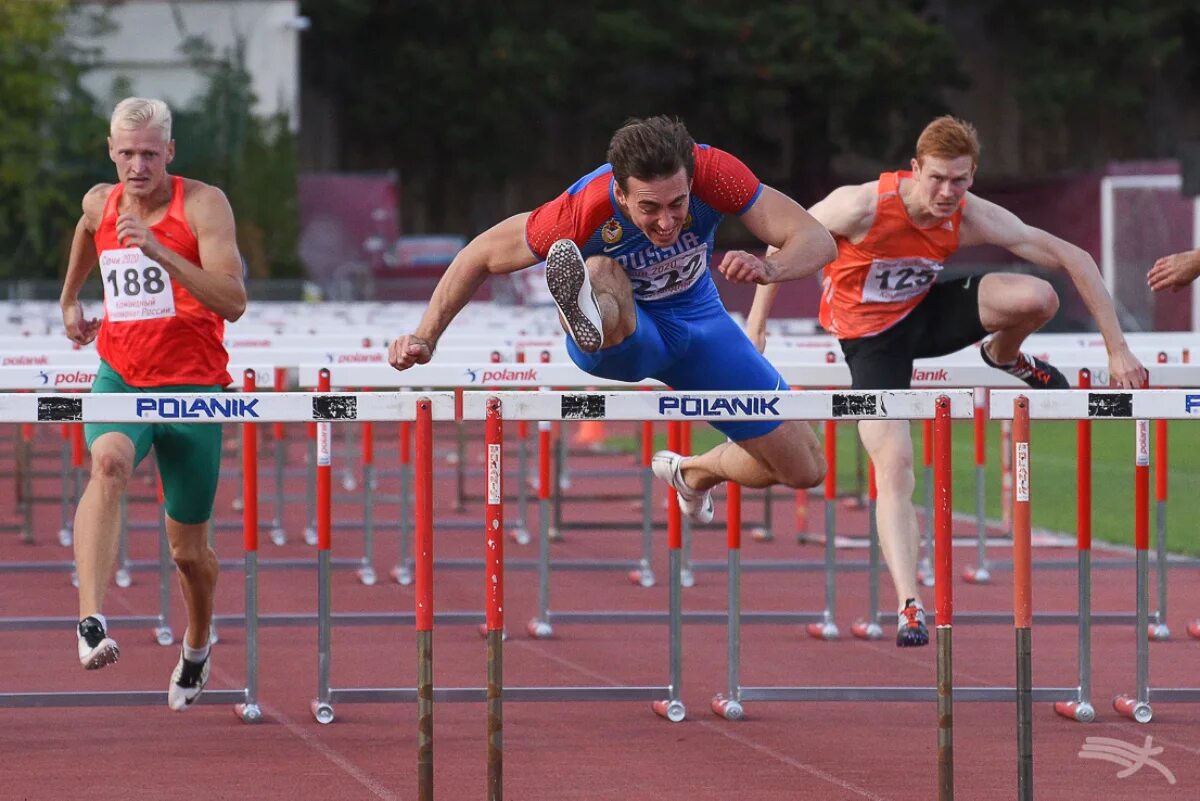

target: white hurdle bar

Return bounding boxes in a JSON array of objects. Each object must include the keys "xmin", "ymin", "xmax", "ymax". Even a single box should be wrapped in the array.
[
  {"xmin": 0, "ymin": 390, "xmax": 455, "ymax": 722},
  {"xmin": 991, "ymin": 389, "xmax": 1200, "ymax": 725},
  {"xmin": 459, "ymin": 390, "xmax": 976, "ymax": 726}
]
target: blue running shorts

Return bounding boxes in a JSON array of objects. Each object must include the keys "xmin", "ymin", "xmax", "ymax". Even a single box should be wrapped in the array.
[{"xmin": 565, "ymin": 292, "xmax": 785, "ymax": 441}]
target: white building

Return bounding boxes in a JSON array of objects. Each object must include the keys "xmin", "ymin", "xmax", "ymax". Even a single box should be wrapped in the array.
[{"xmin": 69, "ymin": 0, "xmax": 306, "ymax": 129}]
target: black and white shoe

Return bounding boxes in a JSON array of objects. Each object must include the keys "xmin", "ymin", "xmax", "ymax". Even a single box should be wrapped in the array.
[
  {"xmin": 77, "ymin": 616, "xmax": 120, "ymax": 670},
  {"xmin": 981, "ymin": 344, "xmax": 1069, "ymax": 389},
  {"xmin": 546, "ymin": 239, "xmax": 605, "ymax": 352},
  {"xmin": 168, "ymin": 649, "xmax": 211, "ymax": 711}
]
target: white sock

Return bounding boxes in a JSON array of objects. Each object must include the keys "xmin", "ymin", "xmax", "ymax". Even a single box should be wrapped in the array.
[{"xmin": 183, "ymin": 640, "xmax": 211, "ymax": 663}]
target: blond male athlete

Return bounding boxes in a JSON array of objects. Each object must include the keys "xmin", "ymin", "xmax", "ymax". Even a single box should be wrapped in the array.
[
  {"xmin": 749, "ymin": 116, "xmax": 1147, "ymax": 646},
  {"xmin": 61, "ymin": 97, "xmax": 246, "ymax": 709}
]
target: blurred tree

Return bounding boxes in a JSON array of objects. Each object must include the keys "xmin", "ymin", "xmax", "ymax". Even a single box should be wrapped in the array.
[
  {"xmin": 301, "ymin": 0, "xmax": 964, "ymax": 232},
  {"xmin": 980, "ymin": 0, "xmax": 1200, "ymax": 169},
  {"xmin": 168, "ymin": 21, "xmax": 302, "ymax": 280},
  {"xmin": 0, "ymin": 1, "xmax": 109, "ymax": 281}
]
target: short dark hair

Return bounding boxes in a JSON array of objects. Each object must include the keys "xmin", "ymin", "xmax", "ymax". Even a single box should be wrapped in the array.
[{"xmin": 607, "ymin": 116, "xmax": 696, "ymax": 192}]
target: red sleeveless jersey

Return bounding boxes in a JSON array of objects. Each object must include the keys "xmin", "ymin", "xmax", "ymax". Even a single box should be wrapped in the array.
[
  {"xmin": 819, "ymin": 171, "xmax": 963, "ymax": 339},
  {"xmin": 94, "ymin": 176, "xmax": 231, "ymax": 386}
]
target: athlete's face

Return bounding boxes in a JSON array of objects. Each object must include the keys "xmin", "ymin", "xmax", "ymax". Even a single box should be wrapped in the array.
[
  {"xmin": 910, "ymin": 155, "xmax": 974, "ymax": 219},
  {"xmin": 614, "ymin": 169, "xmax": 691, "ymax": 248},
  {"xmin": 108, "ymin": 126, "xmax": 174, "ymax": 198}
]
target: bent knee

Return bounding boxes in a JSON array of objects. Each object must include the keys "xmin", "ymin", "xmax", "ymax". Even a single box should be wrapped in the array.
[
  {"xmin": 1020, "ymin": 279, "xmax": 1060, "ymax": 322},
  {"xmin": 91, "ymin": 451, "xmax": 132, "ymax": 484},
  {"xmin": 778, "ymin": 452, "xmax": 827, "ymax": 490},
  {"xmin": 170, "ymin": 544, "xmax": 215, "ymax": 574}
]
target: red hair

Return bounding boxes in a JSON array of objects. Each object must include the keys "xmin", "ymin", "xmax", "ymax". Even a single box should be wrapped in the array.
[{"xmin": 915, "ymin": 116, "xmax": 980, "ymax": 166}]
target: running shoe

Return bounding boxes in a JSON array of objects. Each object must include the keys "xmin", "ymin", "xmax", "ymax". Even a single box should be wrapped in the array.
[
  {"xmin": 980, "ymin": 345, "xmax": 1069, "ymax": 389},
  {"xmin": 78, "ymin": 616, "xmax": 120, "ymax": 670},
  {"xmin": 897, "ymin": 599, "xmax": 929, "ymax": 647},
  {"xmin": 167, "ymin": 649, "xmax": 211, "ymax": 711},
  {"xmin": 651, "ymin": 450, "xmax": 715, "ymax": 524},
  {"xmin": 546, "ymin": 239, "xmax": 605, "ymax": 352}
]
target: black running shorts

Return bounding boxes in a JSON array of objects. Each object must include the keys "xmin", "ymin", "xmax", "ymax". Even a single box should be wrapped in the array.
[{"xmin": 838, "ymin": 277, "xmax": 989, "ymax": 390}]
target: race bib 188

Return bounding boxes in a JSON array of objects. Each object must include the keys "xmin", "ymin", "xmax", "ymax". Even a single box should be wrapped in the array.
[
  {"xmin": 100, "ymin": 247, "xmax": 176, "ymax": 322},
  {"xmin": 860, "ymin": 257, "xmax": 941, "ymax": 303}
]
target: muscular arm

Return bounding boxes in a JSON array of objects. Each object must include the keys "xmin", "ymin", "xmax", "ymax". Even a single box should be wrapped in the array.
[
  {"xmin": 744, "ymin": 183, "xmax": 874, "ymax": 347},
  {"xmin": 960, "ymin": 194, "xmax": 1126, "ymax": 348},
  {"xmin": 160, "ymin": 186, "xmax": 247, "ymax": 321},
  {"xmin": 60, "ymin": 186, "xmax": 108, "ymax": 344},
  {"xmin": 388, "ymin": 213, "xmax": 540, "ymax": 368},
  {"xmin": 737, "ymin": 185, "xmax": 836, "ymax": 284},
  {"xmin": 961, "ymin": 194, "xmax": 1145, "ymax": 386}
]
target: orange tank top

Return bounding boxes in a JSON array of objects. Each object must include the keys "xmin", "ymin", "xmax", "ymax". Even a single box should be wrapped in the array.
[
  {"xmin": 818, "ymin": 171, "xmax": 963, "ymax": 340},
  {"xmin": 94, "ymin": 176, "xmax": 231, "ymax": 386}
]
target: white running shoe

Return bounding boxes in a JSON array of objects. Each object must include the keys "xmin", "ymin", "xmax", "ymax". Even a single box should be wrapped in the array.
[
  {"xmin": 545, "ymin": 239, "xmax": 605, "ymax": 352},
  {"xmin": 651, "ymin": 450, "xmax": 715, "ymax": 524},
  {"xmin": 168, "ymin": 649, "xmax": 211, "ymax": 711},
  {"xmin": 77, "ymin": 616, "xmax": 120, "ymax": 670}
]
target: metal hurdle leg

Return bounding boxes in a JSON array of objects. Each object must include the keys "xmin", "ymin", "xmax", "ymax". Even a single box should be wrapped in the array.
[
  {"xmin": 852, "ymin": 462, "xmax": 884, "ymax": 640},
  {"xmin": 304, "ymin": 433, "xmax": 318, "ymax": 546},
  {"xmin": 115, "ymin": 496, "xmax": 132, "ymax": 588},
  {"xmin": 311, "ymin": 372, "xmax": 335, "ymax": 724},
  {"xmin": 392, "ymin": 421, "xmax": 414, "ymax": 585},
  {"xmin": 1056, "ymin": 376, "xmax": 1096, "ymax": 723},
  {"xmin": 57, "ymin": 434, "xmax": 73, "ymax": 547},
  {"xmin": 679, "ymin": 422, "xmax": 694, "ymax": 588},
  {"xmin": 154, "ymin": 509, "xmax": 174, "ymax": 646},
  {"xmin": 807, "ymin": 420, "xmax": 839, "ymax": 640},
  {"xmin": 653, "ymin": 420, "xmax": 687, "ymax": 723},
  {"xmin": 528, "ymin": 422, "xmax": 553, "ymax": 638},
  {"xmin": 234, "ymin": 368, "xmax": 263, "ymax": 723},
  {"xmin": 1114, "ymin": 418, "xmax": 1153, "ymax": 723},
  {"xmin": 627, "ymin": 419, "xmax": 656, "ymax": 587},
  {"xmin": 1149, "ymin": 417, "xmax": 1169, "ymax": 640},
  {"xmin": 918, "ymin": 419, "xmax": 935, "ymax": 587},
  {"xmin": 508, "ymin": 423, "xmax": 531, "ymax": 545},
  {"xmin": 269, "ymin": 424, "xmax": 287, "ymax": 546},
  {"xmin": 356, "ymin": 420, "xmax": 377, "ymax": 586},
  {"xmin": 712, "ymin": 482, "xmax": 744, "ymax": 720},
  {"xmin": 964, "ymin": 388, "xmax": 992, "ymax": 584}
]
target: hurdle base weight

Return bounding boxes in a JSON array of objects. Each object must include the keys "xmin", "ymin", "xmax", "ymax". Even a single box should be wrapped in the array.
[
  {"xmin": 711, "ymin": 695, "xmax": 743, "ymax": 721},
  {"xmin": 390, "ymin": 564, "xmax": 413, "ymax": 585},
  {"xmin": 234, "ymin": 702, "xmax": 262, "ymax": 723},
  {"xmin": 478, "ymin": 623, "xmax": 508, "ymax": 641},
  {"xmin": 356, "ymin": 566, "xmax": 377, "ymax": 586},
  {"xmin": 628, "ymin": 566, "xmax": 656, "ymax": 588},
  {"xmin": 850, "ymin": 619, "xmax": 883, "ymax": 641},
  {"xmin": 311, "ymin": 700, "xmax": 335, "ymax": 724},
  {"xmin": 1113, "ymin": 694, "xmax": 1152, "ymax": 723},
  {"xmin": 527, "ymin": 619, "xmax": 553, "ymax": 639},
  {"xmin": 154, "ymin": 626, "xmax": 174, "ymax": 647},
  {"xmin": 507, "ymin": 526, "xmax": 531, "ymax": 546},
  {"xmin": 1053, "ymin": 701, "xmax": 1095, "ymax": 723},
  {"xmin": 57, "ymin": 528, "xmax": 72, "ymax": 547},
  {"xmin": 962, "ymin": 565, "xmax": 991, "ymax": 585},
  {"xmin": 750, "ymin": 527, "xmax": 773, "ymax": 543},
  {"xmin": 1188, "ymin": 620, "xmax": 1200, "ymax": 640},
  {"xmin": 807, "ymin": 622, "xmax": 840, "ymax": 641},
  {"xmin": 652, "ymin": 698, "xmax": 686, "ymax": 723},
  {"xmin": 1147, "ymin": 623, "xmax": 1170, "ymax": 642}
]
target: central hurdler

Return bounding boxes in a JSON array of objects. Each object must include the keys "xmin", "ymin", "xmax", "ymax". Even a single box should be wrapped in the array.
[{"xmin": 390, "ymin": 116, "xmax": 836, "ymax": 519}]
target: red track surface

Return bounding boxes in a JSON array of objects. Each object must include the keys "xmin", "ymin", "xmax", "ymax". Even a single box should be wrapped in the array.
[{"xmin": 2, "ymin": 424, "xmax": 1199, "ymax": 800}]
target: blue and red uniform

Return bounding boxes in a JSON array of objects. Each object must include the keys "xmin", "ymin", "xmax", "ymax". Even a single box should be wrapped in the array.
[{"xmin": 525, "ymin": 144, "xmax": 784, "ymax": 441}]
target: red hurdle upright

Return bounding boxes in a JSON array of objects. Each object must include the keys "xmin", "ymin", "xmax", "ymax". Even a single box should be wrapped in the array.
[
  {"xmin": 1012, "ymin": 396, "xmax": 1033, "ymax": 801},
  {"xmin": 485, "ymin": 397, "xmax": 504, "ymax": 801},
  {"xmin": 414, "ymin": 398, "xmax": 435, "ymax": 801},
  {"xmin": 934, "ymin": 396, "xmax": 954, "ymax": 801}
]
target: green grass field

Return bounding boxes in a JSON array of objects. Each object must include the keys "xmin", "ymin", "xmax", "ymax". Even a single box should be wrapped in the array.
[{"xmin": 617, "ymin": 420, "xmax": 1200, "ymax": 555}]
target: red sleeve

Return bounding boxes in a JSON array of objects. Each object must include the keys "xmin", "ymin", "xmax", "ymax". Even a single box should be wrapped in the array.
[
  {"xmin": 691, "ymin": 145, "xmax": 763, "ymax": 215},
  {"xmin": 525, "ymin": 172, "xmax": 616, "ymax": 259}
]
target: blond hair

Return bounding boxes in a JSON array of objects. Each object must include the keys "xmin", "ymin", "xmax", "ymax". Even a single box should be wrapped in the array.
[
  {"xmin": 915, "ymin": 116, "xmax": 979, "ymax": 166},
  {"xmin": 110, "ymin": 97, "xmax": 172, "ymax": 141}
]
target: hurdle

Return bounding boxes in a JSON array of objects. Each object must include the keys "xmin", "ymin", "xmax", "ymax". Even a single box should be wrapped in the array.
[
  {"xmin": 992, "ymin": 387, "xmax": 1200, "ymax": 727},
  {"xmin": 0, "ymin": 386, "xmax": 266, "ymax": 720}
]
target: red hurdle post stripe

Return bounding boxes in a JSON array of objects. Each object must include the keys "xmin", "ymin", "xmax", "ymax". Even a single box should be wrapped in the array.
[
  {"xmin": 235, "ymin": 369, "xmax": 262, "ymax": 722},
  {"xmin": 312, "ymin": 368, "xmax": 334, "ymax": 723},
  {"xmin": 1056, "ymin": 369, "xmax": 1095, "ymax": 722},
  {"xmin": 414, "ymin": 398, "xmax": 434, "ymax": 801},
  {"xmin": 485, "ymin": 397, "xmax": 504, "ymax": 801},
  {"xmin": 1012, "ymin": 396, "xmax": 1033, "ymax": 801},
  {"xmin": 934, "ymin": 396, "xmax": 954, "ymax": 801}
]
